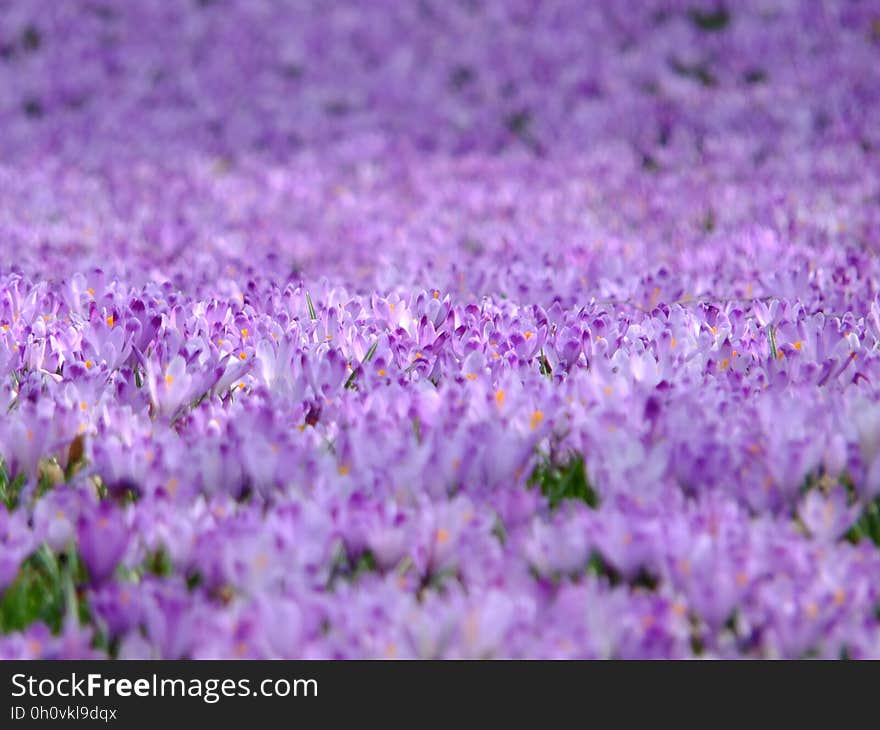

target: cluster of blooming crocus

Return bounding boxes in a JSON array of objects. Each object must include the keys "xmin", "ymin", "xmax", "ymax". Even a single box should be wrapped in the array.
[{"xmin": 2, "ymin": 0, "xmax": 880, "ymax": 658}]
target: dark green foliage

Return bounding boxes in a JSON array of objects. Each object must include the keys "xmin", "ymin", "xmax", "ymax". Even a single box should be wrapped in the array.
[
  {"xmin": 328, "ymin": 548, "xmax": 378, "ymax": 588},
  {"xmin": 412, "ymin": 416, "xmax": 422, "ymax": 444},
  {"xmin": 344, "ymin": 339, "xmax": 379, "ymax": 390},
  {"xmin": 538, "ymin": 350, "xmax": 552, "ymax": 378},
  {"xmin": 351, "ymin": 550, "xmax": 377, "ymax": 576},
  {"xmin": 506, "ymin": 109, "xmax": 532, "ymax": 136},
  {"xmin": 847, "ymin": 499, "xmax": 880, "ymax": 546},
  {"xmin": 529, "ymin": 452, "xmax": 598, "ymax": 509},
  {"xmin": 669, "ymin": 58, "xmax": 717, "ymax": 88},
  {"xmin": 688, "ymin": 7, "xmax": 730, "ymax": 32},
  {"xmin": 186, "ymin": 571, "xmax": 203, "ymax": 591},
  {"xmin": 584, "ymin": 551, "xmax": 658, "ymax": 590},
  {"xmin": 144, "ymin": 548, "xmax": 174, "ymax": 577},
  {"xmin": 701, "ymin": 208, "xmax": 716, "ymax": 233},
  {"xmin": 0, "ymin": 546, "xmax": 88, "ymax": 634},
  {"xmin": 0, "ymin": 460, "xmax": 26, "ymax": 511}
]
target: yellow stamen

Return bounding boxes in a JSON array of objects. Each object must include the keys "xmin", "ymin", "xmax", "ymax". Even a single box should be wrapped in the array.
[
  {"xmin": 338, "ymin": 464, "xmax": 350, "ymax": 476},
  {"xmin": 465, "ymin": 373, "xmax": 477, "ymax": 381},
  {"xmin": 530, "ymin": 411, "xmax": 544, "ymax": 430},
  {"xmin": 378, "ymin": 369, "xmax": 387, "ymax": 377},
  {"xmin": 239, "ymin": 352, "xmax": 247, "ymax": 360},
  {"xmin": 495, "ymin": 389, "xmax": 505, "ymax": 406},
  {"xmin": 524, "ymin": 331, "xmax": 533, "ymax": 340},
  {"xmin": 106, "ymin": 315, "xmax": 114, "ymax": 327},
  {"xmin": 435, "ymin": 528, "xmax": 450, "ymax": 545},
  {"xmin": 85, "ymin": 360, "xmax": 93, "ymax": 369},
  {"xmin": 793, "ymin": 341, "xmax": 802, "ymax": 350}
]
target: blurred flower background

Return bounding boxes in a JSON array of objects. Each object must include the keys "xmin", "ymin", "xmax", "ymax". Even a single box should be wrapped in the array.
[{"xmin": 1, "ymin": 0, "xmax": 880, "ymax": 658}]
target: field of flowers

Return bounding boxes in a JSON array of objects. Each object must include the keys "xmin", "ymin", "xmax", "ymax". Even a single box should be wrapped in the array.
[{"xmin": 1, "ymin": 0, "xmax": 880, "ymax": 659}]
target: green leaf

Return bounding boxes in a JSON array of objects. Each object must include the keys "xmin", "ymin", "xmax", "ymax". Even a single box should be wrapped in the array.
[
  {"xmin": 412, "ymin": 416, "xmax": 422, "ymax": 444},
  {"xmin": 688, "ymin": 7, "xmax": 730, "ymax": 32},
  {"xmin": 529, "ymin": 452, "xmax": 598, "ymax": 510},
  {"xmin": 847, "ymin": 498, "xmax": 880, "ymax": 547},
  {"xmin": 344, "ymin": 339, "xmax": 380, "ymax": 390},
  {"xmin": 144, "ymin": 548, "xmax": 174, "ymax": 577},
  {"xmin": 0, "ymin": 461, "xmax": 27, "ymax": 511},
  {"xmin": 306, "ymin": 291, "xmax": 317, "ymax": 320},
  {"xmin": 768, "ymin": 326, "xmax": 778, "ymax": 360},
  {"xmin": 538, "ymin": 348, "xmax": 552, "ymax": 378},
  {"xmin": 363, "ymin": 339, "xmax": 379, "ymax": 363},
  {"xmin": 0, "ymin": 545, "xmax": 88, "ymax": 635}
]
